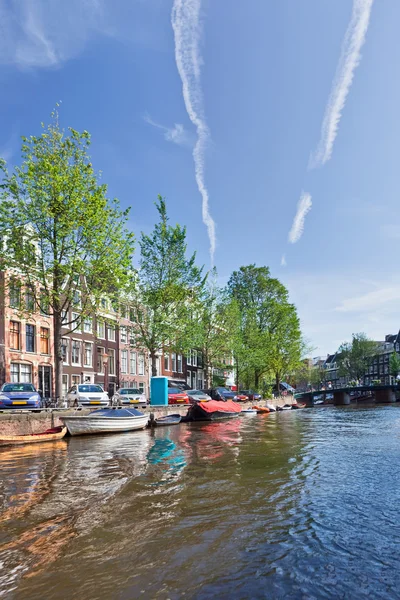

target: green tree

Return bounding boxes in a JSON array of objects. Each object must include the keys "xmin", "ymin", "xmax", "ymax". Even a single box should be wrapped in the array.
[
  {"xmin": 337, "ymin": 333, "xmax": 379, "ymax": 383},
  {"xmin": 227, "ymin": 264, "xmax": 303, "ymax": 391},
  {"xmin": 192, "ymin": 274, "xmax": 239, "ymax": 389},
  {"xmin": 0, "ymin": 111, "xmax": 134, "ymax": 400},
  {"xmin": 128, "ymin": 196, "xmax": 205, "ymax": 377},
  {"xmin": 389, "ymin": 352, "xmax": 400, "ymax": 381}
]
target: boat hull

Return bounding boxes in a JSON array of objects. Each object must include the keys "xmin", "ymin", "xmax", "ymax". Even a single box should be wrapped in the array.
[
  {"xmin": 188, "ymin": 400, "xmax": 241, "ymax": 421},
  {"xmin": 154, "ymin": 414, "xmax": 182, "ymax": 426},
  {"xmin": 61, "ymin": 415, "xmax": 149, "ymax": 436},
  {"xmin": 0, "ymin": 426, "xmax": 67, "ymax": 446}
]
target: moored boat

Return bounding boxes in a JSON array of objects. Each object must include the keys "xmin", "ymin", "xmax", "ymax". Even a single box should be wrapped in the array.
[
  {"xmin": 60, "ymin": 408, "xmax": 149, "ymax": 436},
  {"xmin": 0, "ymin": 426, "xmax": 67, "ymax": 446},
  {"xmin": 187, "ymin": 400, "xmax": 241, "ymax": 421},
  {"xmin": 241, "ymin": 408, "xmax": 257, "ymax": 415},
  {"xmin": 154, "ymin": 414, "xmax": 182, "ymax": 426},
  {"xmin": 252, "ymin": 405, "xmax": 270, "ymax": 414},
  {"xmin": 277, "ymin": 404, "xmax": 292, "ymax": 411}
]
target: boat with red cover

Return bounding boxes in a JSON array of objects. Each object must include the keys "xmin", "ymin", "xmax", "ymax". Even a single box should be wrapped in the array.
[{"xmin": 187, "ymin": 400, "xmax": 241, "ymax": 421}]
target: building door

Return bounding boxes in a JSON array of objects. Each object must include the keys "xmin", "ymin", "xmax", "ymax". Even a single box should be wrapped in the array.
[
  {"xmin": 39, "ymin": 366, "xmax": 52, "ymax": 399},
  {"xmin": 191, "ymin": 370, "xmax": 196, "ymax": 389}
]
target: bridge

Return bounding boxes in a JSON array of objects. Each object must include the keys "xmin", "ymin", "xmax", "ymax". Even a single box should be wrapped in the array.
[{"xmin": 294, "ymin": 384, "xmax": 400, "ymax": 406}]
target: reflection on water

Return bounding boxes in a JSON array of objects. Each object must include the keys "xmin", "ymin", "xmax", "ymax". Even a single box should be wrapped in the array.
[{"xmin": 1, "ymin": 407, "xmax": 400, "ymax": 599}]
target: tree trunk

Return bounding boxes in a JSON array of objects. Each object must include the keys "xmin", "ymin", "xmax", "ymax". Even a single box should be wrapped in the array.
[
  {"xmin": 53, "ymin": 310, "xmax": 63, "ymax": 405},
  {"xmin": 254, "ymin": 369, "xmax": 260, "ymax": 391},
  {"xmin": 150, "ymin": 352, "xmax": 157, "ymax": 377},
  {"xmin": 235, "ymin": 355, "xmax": 239, "ymax": 393},
  {"xmin": 275, "ymin": 373, "xmax": 280, "ymax": 396},
  {"xmin": 203, "ymin": 350, "xmax": 210, "ymax": 389}
]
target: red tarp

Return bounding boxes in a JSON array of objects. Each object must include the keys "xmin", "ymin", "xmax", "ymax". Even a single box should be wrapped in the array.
[{"xmin": 197, "ymin": 400, "xmax": 242, "ymax": 414}]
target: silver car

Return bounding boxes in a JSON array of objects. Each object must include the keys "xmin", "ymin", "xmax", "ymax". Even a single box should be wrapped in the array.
[
  {"xmin": 112, "ymin": 388, "xmax": 147, "ymax": 407},
  {"xmin": 187, "ymin": 389, "xmax": 212, "ymax": 404}
]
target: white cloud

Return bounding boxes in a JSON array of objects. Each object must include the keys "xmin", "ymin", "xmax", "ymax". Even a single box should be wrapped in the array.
[
  {"xmin": 336, "ymin": 285, "xmax": 400, "ymax": 313},
  {"xmin": 171, "ymin": 0, "xmax": 217, "ymax": 264},
  {"xmin": 143, "ymin": 114, "xmax": 192, "ymax": 147},
  {"xmin": 0, "ymin": 0, "xmax": 112, "ymax": 68},
  {"xmin": 288, "ymin": 192, "xmax": 312, "ymax": 244},
  {"xmin": 309, "ymin": 0, "xmax": 374, "ymax": 168},
  {"xmin": 280, "ymin": 254, "xmax": 287, "ymax": 267}
]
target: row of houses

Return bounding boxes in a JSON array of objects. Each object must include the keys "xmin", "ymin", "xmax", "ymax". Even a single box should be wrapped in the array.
[
  {"xmin": 315, "ymin": 332, "xmax": 400, "ymax": 388},
  {"xmin": 0, "ymin": 274, "xmax": 234, "ymax": 399}
]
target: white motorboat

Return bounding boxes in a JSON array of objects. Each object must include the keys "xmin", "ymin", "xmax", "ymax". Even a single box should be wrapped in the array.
[
  {"xmin": 240, "ymin": 408, "xmax": 257, "ymax": 415},
  {"xmin": 60, "ymin": 407, "xmax": 149, "ymax": 436}
]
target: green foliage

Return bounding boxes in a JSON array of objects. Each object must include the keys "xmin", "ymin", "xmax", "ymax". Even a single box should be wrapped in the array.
[
  {"xmin": 389, "ymin": 352, "xmax": 400, "ymax": 379},
  {"xmin": 128, "ymin": 196, "xmax": 205, "ymax": 375},
  {"xmin": 0, "ymin": 111, "xmax": 134, "ymax": 397},
  {"xmin": 228, "ymin": 264, "xmax": 303, "ymax": 391},
  {"xmin": 337, "ymin": 333, "xmax": 379, "ymax": 382}
]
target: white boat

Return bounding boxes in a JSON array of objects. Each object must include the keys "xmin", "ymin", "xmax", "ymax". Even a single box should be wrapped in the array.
[
  {"xmin": 241, "ymin": 408, "xmax": 257, "ymax": 415},
  {"xmin": 265, "ymin": 405, "xmax": 276, "ymax": 412},
  {"xmin": 60, "ymin": 408, "xmax": 149, "ymax": 436}
]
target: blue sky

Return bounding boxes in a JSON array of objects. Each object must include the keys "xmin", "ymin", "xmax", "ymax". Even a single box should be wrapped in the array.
[{"xmin": 0, "ymin": 0, "xmax": 398, "ymax": 356}]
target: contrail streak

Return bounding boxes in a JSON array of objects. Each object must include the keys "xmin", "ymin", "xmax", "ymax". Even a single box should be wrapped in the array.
[
  {"xmin": 171, "ymin": 0, "xmax": 216, "ymax": 263},
  {"xmin": 309, "ymin": 0, "xmax": 374, "ymax": 168},
  {"xmin": 288, "ymin": 192, "xmax": 312, "ymax": 244}
]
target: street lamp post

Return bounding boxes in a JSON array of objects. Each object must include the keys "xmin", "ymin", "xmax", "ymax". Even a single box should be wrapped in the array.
[{"xmin": 102, "ymin": 351, "xmax": 109, "ymax": 402}]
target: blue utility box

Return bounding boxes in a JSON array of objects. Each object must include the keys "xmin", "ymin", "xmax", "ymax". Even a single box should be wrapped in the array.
[{"xmin": 150, "ymin": 376, "xmax": 168, "ymax": 406}]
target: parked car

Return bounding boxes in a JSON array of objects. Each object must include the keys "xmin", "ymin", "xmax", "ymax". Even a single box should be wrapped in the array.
[
  {"xmin": 168, "ymin": 387, "xmax": 190, "ymax": 404},
  {"xmin": 168, "ymin": 380, "xmax": 191, "ymax": 391},
  {"xmin": 0, "ymin": 383, "xmax": 42, "ymax": 409},
  {"xmin": 112, "ymin": 388, "xmax": 147, "ymax": 407},
  {"xmin": 187, "ymin": 389, "xmax": 211, "ymax": 403},
  {"xmin": 240, "ymin": 390, "xmax": 262, "ymax": 401},
  {"xmin": 67, "ymin": 384, "xmax": 109, "ymax": 408},
  {"xmin": 206, "ymin": 387, "xmax": 237, "ymax": 402}
]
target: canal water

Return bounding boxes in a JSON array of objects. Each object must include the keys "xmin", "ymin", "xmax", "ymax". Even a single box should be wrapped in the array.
[{"xmin": 1, "ymin": 406, "xmax": 400, "ymax": 599}]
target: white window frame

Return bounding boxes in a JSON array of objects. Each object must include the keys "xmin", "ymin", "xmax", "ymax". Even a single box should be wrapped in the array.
[
  {"xmin": 107, "ymin": 324, "xmax": 116, "ymax": 342},
  {"xmin": 97, "ymin": 320, "xmax": 105, "ymax": 339},
  {"xmin": 171, "ymin": 353, "xmax": 177, "ymax": 372},
  {"xmin": 84, "ymin": 342, "xmax": 93, "ymax": 367},
  {"xmin": 108, "ymin": 349, "xmax": 116, "ymax": 376},
  {"xmin": 97, "ymin": 346, "xmax": 105, "ymax": 373},
  {"xmin": 83, "ymin": 316, "xmax": 92, "ymax": 333},
  {"xmin": 177, "ymin": 354, "xmax": 183, "ymax": 373},
  {"xmin": 71, "ymin": 312, "xmax": 81, "ymax": 333},
  {"xmin": 121, "ymin": 350, "xmax": 128, "ymax": 374},
  {"xmin": 62, "ymin": 338, "xmax": 69, "ymax": 365},
  {"xmin": 71, "ymin": 340, "xmax": 81, "ymax": 366},
  {"xmin": 164, "ymin": 354, "xmax": 170, "ymax": 371},
  {"xmin": 130, "ymin": 351, "xmax": 137, "ymax": 375},
  {"xmin": 138, "ymin": 353, "xmax": 145, "ymax": 376},
  {"xmin": 120, "ymin": 326, "xmax": 127, "ymax": 344}
]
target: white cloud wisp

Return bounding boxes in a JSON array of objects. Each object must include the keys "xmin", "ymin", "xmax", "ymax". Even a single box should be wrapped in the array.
[
  {"xmin": 171, "ymin": 0, "xmax": 216, "ymax": 263},
  {"xmin": 288, "ymin": 192, "xmax": 312, "ymax": 244},
  {"xmin": 0, "ymin": 0, "xmax": 112, "ymax": 68},
  {"xmin": 281, "ymin": 254, "xmax": 287, "ymax": 267},
  {"xmin": 143, "ymin": 114, "xmax": 192, "ymax": 147},
  {"xmin": 309, "ymin": 0, "xmax": 374, "ymax": 169}
]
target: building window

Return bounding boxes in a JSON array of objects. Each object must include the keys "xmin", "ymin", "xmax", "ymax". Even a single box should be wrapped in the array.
[
  {"xmin": 177, "ymin": 354, "xmax": 183, "ymax": 373},
  {"xmin": 40, "ymin": 289, "xmax": 49, "ymax": 316},
  {"xmin": 10, "ymin": 362, "xmax": 32, "ymax": 383},
  {"xmin": 97, "ymin": 347, "xmax": 105, "ymax": 373},
  {"xmin": 62, "ymin": 338, "xmax": 69, "ymax": 364},
  {"xmin": 84, "ymin": 343, "xmax": 92, "ymax": 367},
  {"xmin": 9, "ymin": 280, "xmax": 21, "ymax": 308},
  {"xmin": 108, "ymin": 349, "xmax": 115, "ymax": 376},
  {"xmin": 121, "ymin": 350, "xmax": 128, "ymax": 374},
  {"xmin": 120, "ymin": 326, "xmax": 127, "ymax": 344},
  {"xmin": 72, "ymin": 375, "xmax": 80, "ymax": 387},
  {"xmin": 101, "ymin": 298, "xmax": 107, "ymax": 309},
  {"xmin": 62, "ymin": 374, "xmax": 69, "ymax": 398},
  {"xmin": 71, "ymin": 312, "xmax": 81, "ymax": 332},
  {"xmin": 187, "ymin": 350, "xmax": 192, "ymax": 366},
  {"xmin": 192, "ymin": 350, "xmax": 197, "ymax": 367},
  {"xmin": 97, "ymin": 320, "xmax": 105, "ymax": 339},
  {"xmin": 129, "ymin": 308, "xmax": 136, "ymax": 323},
  {"xmin": 10, "ymin": 321, "xmax": 21, "ymax": 350},
  {"xmin": 25, "ymin": 288, "xmax": 35, "ymax": 312},
  {"xmin": 120, "ymin": 305, "xmax": 128, "ymax": 319},
  {"xmin": 107, "ymin": 325, "xmax": 116, "ymax": 341},
  {"xmin": 171, "ymin": 353, "xmax": 177, "ymax": 372},
  {"xmin": 26, "ymin": 324, "xmax": 35, "ymax": 352},
  {"xmin": 138, "ymin": 353, "xmax": 145, "ymax": 376},
  {"xmin": 40, "ymin": 327, "xmax": 50, "ymax": 354},
  {"xmin": 83, "ymin": 317, "xmax": 92, "ymax": 333},
  {"xmin": 72, "ymin": 340, "xmax": 81, "ymax": 365},
  {"xmin": 197, "ymin": 351, "xmax": 203, "ymax": 368},
  {"xmin": 164, "ymin": 354, "xmax": 170, "ymax": 371},
  {"xmin": 130, "ymin": 352, "xmax": 137, "ymax": 375},
  {"xmin": 138, "ymin": 382, "xmax": 144, "ymax": 394},
  {"xmin": 61, "ymin": 310, "xmax": 68, "ymax": 325},
  {"xmin": 72, "ymin": 289, "xmax": 81, "ymax": 308}
]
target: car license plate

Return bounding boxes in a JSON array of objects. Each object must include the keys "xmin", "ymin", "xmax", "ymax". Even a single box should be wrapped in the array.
[
  {"xmin": 90, "ymin": 401, "xmax": 101, "ymax": 405},
  {"xmin": 12, "ymin": 401, "xmax": 27, "ymax": 405},
  {"xmin": 130, "ymin": 400, "xmax": 139, "ymax": 403}
]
